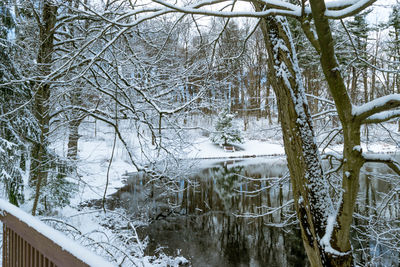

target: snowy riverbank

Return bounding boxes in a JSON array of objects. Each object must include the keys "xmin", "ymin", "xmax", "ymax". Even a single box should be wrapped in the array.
[
  {"xmin": 18, "ymin": 119, "xmax": 399, "ymax": 266},
  {"xmin": 73, "ymin": 133, "xmax": 400, "ymax": 204}
]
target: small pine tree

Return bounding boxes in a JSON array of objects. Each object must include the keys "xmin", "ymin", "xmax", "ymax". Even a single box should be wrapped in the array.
[{"xmin": 211, "ymin": 109, "xmax": 242, "ymax": 146}]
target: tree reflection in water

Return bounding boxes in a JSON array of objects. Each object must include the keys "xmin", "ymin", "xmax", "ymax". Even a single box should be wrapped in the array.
[
  {"xmin": 118, "ymin": 158, "xmax": 308, "ymax": 266},
  {"xmin": 116, "ymin": 157, "xmax": 400, "ymax": 266}
]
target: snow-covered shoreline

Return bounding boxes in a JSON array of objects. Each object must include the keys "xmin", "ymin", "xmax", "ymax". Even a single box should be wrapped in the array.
[
  {"xmin": 18, "ymin": 119, "xmax": 399, "ymax": 266},
  {"xmin": 183, "ymin": 137, "xmax": 285, "ymax": 159},
  {"xmin": 183, "ymin": 137, "xmax": 400, "ymax": 160}
]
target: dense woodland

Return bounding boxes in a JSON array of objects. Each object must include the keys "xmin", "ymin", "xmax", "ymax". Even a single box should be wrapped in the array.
[{"xmin": 1, "ymin": 0, "xmax": 400, "ymax": 266}]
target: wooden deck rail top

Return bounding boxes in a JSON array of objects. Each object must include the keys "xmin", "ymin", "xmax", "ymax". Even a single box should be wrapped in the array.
[{"xmin": 0, "ymin": 199, "xmax": 115, "ymax": 267}]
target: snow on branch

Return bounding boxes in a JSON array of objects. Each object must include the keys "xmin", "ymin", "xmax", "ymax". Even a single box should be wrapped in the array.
[
  {"xmin": 363, "ymin": 153, "xmax": 400, "ymax": 176},
  {"xmin": 324, "ymin": 0, "xmax": 361, "ymax": 9},
  {"xmin": 312, "ymin": 109, "xmax": 337, "ymax": 119},
  {"xmin": 363, "ymin": 110, "xmax": 400, "ymax": 124},
  {"xmin": 150, "ymin": 0, "xmax": 375, "ymax": 20},
  {"xmin": 63, "ymin": 0, "xmax": 378, "ymax": 41},
  {"xmin": 353, "ymin": 94, "xmax": 400, "ymax": 123},
  {"xmin": 51, "ymin": 105, "xmax": 143, "ymax": 171},
  {"xmin": 152, "ymin": 0, "xmax": 302, "ymax": 18},
  {"xmin": 305, "ymin": 93, "xmax": 335, "ymax": 106},
  {"xmin": 324, "ymin": 0, "xmax": 377, "ymax": 19},
  {"xmin": 117, "ymin": 71, "xmax": 204, "ymax": 116},
  {"xmin": 234, "ymin": 199, "xmax": 294, "ymax": 218}
]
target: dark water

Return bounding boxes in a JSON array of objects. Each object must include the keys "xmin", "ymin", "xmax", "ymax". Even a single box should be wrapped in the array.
[
  {"xmin": 117, "ymin": 158, "xmax": 308, "ymax": 266},
  {"xmin": 115, "ymin": 156, "xmax": 400, "ymax": 266}
]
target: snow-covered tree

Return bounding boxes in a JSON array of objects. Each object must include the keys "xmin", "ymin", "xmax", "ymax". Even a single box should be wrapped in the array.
[
  {"xmin": 99, "ymin": 0, "xmax": 400, "ymax": 265},
  {"xmin": 211, "ymin": 109, "xmax": 242, "ymax": 146},
  {"xmin": 0, "ymin": 0, "xmax": 38, "ymax": 206},
  {"xmin": 2, "ymin": 0, "xmax": 400, "ymax": 265},
  {"xmin": 388, "ymin": 3, "xmax": 400, "ymax": 104}
]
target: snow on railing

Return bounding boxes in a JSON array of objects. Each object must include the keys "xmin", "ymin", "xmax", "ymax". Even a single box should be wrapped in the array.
[{"xmin": 0, "ymin": 199, "xmax": 114, "ymax": 267}]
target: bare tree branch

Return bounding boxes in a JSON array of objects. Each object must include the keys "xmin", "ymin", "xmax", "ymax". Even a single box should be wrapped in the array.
[
  {"xmin": 363, "ymin": 153, "xmax": 400, "ymax": 176},
  {"xmin": 353, "ymin": 94, "xmax": 400, "ymax": 123},
  {"xmin": 152, "ymin": 0, "xmax": 301, "ymax": 18},
  {"xmin": 150, "ymin": 0, "xmax": 376, "ymax": 19},
  {"xmin": 363, "ymin": 110, "xmax": 400, "ymax": 124},
  {"xmin": 324, "ymin": 0, "xmax": 377, "ymax": 19}
]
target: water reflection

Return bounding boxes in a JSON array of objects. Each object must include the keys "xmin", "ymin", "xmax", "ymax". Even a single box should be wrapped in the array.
[
  {"xmin": 115, "ymin": 156, "xmax": 400, "ymax": 266},
  {"xmin": 118, "ymin": 158, "xmax": 308, "ymax": 266},
  {"xmin": 353, "ymin": 161, "xmax": 400, "ymax": 266}
]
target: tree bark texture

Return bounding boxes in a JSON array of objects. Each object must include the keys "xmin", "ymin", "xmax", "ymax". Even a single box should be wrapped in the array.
[
  {"xmin": 67, "ymin": 118, "xmax": 81, "ymax": 161},
  {"xmin": 253, "ymin": 9, "xmax": 348, "ymax": 265},
  {"xmin": 31, "ymin": 1, "xmax": 58, "ymax": 216},
  {"xmin": 305, "ymin": 0, "xmax": 368, "ymax": 265}
]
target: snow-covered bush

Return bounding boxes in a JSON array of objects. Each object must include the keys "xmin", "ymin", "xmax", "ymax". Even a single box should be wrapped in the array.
[
  {"xmin": 210, "ymin": 109, "xmax": 242, "ymax": 146},
  {"xmin": 31, "ymin": 152, "xmax": 77, "ymax": 215}
]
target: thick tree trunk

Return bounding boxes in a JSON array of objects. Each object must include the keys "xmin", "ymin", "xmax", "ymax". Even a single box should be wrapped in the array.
[
  {"xmin": 31, "ymin": 1, "xmax": 57, "ymax": 216},
  {"xmin": 307, "ymin": 0, "xmax": 367, "ymax": 265},
  {"xmin": 253, "ymin": 10, "xmax": 346, "ymax": 266}
]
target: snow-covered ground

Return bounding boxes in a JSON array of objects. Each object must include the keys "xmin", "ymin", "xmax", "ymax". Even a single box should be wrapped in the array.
[
  {"xmin": 9, "ymin": 117, "xmax": 400, "ymax": 266},
  {"xmin": 69, "ymin": 119, "xmax": 400, "ymax": 202},
  {"xmin": 72, "ymin": 137, "xmax": 137, "ymax": 204},
  {"xmin": 328, "ymin": 141, "xmax": 400, "ymax": 155},
  {"xmin": 66, "ymin": 119, "xmax": 287, "ymax": 202},
  {"xmin": 185, "ymin": 137, "xmax": 285, "ymax": 159}
]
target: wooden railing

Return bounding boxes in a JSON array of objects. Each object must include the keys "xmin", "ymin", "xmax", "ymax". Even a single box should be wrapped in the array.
[{"xmin": 0, "ymin": 200, "xmax": 114, "ymax": 267}]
